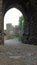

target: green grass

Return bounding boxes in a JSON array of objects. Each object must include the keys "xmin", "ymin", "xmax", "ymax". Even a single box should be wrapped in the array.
[{"xmin": 11, "ymin": 35, "xmax": 19, "ymax": 39}]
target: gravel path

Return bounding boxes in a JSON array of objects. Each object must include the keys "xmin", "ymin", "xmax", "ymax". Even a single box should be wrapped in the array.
[
  {"xmin": 0, "ymin": 39, "xmax": 37, "ymax": 65},
  {"xmin": 4, "ymin": 38, "xmax": 22, "ymax": 46}
]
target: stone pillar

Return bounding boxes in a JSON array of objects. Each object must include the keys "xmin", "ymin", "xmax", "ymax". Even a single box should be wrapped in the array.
[
  {"xmin": 29, "ymin": 0, "xmax": 37, "ymax": 44},
  {"xmin": 0, "ymin": 0, "xmax": 4, "ymax": 45}
]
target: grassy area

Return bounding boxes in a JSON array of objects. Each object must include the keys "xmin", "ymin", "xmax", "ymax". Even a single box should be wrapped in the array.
[
  {"xmin": 11, "ymin": 35, "xmax": 19, "ymax": 39},
  {"xmin": 4, "ymin": 35, "xmax": 20, "ymax": 40}
]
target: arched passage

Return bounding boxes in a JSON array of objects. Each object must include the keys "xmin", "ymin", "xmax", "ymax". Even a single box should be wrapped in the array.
[
  {"xmin": 4, "ymin": 7, "xmax": 25, "ymax": 43},
  {"xmin": 0, "ymin": 0, "xmax": 37, "ymax": 45},
  {"xmin": 2, "ymin": 0, "xmax": 32, "ymax": 44}
]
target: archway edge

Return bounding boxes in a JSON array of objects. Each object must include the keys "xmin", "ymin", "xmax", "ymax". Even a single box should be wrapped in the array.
[{"xmin": 4, "ymin": 3, "xmax": 26, "ymax": 17}]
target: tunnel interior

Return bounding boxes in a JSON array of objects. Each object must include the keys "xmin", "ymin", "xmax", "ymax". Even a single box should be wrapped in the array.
[{"xmin": 3, "ymin": 0, "xmax": 32, "ymax": 44}]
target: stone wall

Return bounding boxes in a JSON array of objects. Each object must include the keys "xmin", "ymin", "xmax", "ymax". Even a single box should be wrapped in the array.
[
  {"xmin": 29, "ymin": 0, "xmax": 37, "ymax": 44},
  {"xmin": 0, "ymin": 0, "xmax": 4, "ymax": 45},
  {"xmin": 21, "ymin": 0, "xmax": 37, "ymax": 44},
  {"xmin": 0, "ymin": 0, "xmax": 37, "ymax": 45}
]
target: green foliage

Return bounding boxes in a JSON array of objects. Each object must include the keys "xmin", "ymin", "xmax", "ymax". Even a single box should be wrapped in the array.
[{"xmin": 19, "ymin": 16, "xmax": 24, "ymax": 30}]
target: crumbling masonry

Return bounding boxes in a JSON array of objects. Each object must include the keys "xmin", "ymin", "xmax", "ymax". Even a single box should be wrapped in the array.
[{"xmin": 0, "ymin": 0, "xmax": 37, "ymax": 45}]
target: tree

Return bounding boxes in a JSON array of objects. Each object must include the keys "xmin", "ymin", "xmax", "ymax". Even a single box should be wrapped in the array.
[{"xmin": 19, "ymin": 16, "xmax": 24, "ymax": 30}]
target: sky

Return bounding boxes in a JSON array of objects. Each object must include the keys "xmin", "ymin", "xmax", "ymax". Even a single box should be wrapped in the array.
[{"xmin": 4, "ymin": 8, "xmax": 23, "ymax": 30}]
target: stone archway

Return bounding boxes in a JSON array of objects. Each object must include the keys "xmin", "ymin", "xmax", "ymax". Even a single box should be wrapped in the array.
[
  {"xmin": 0, "ymin": 0, "xmax": 37, "ymax": 45},
  {"xmin": 3, "ymin": 0, "xmax": 31, "ymax": 44}
]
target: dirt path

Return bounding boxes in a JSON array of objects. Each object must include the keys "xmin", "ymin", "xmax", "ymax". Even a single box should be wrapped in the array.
[
  {"xmin": 4, "ymin": 38, "xmax": 22, "ymax": 46},
  {"xmin": 0, "ymin": 43, "xmax": 37, "ymax": 65}
]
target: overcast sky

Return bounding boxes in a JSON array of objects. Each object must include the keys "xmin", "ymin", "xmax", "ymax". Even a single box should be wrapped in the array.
[{"xmin": 4, "ymin": 8, "xmax": 23, "ymax": 30}]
